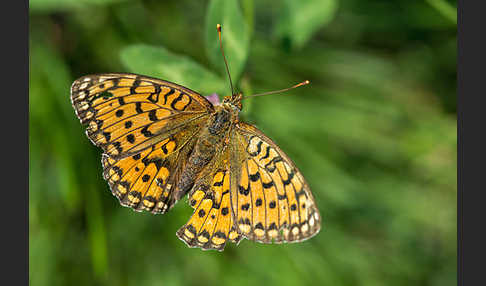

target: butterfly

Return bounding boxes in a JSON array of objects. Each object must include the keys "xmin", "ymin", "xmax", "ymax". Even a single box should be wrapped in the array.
[{"xmin": 70, "ymin": 25, "xmax": 321, "ymax": 251}]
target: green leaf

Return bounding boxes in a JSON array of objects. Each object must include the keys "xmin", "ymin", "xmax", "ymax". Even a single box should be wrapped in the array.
[
  {"xmin": 276, "ymin": 0, "xmax": 338, "ymax": 49},
  {"xmin": 120, "ymin": 44, "xmax": 226, "ymax": 96},
  {"xmin": 30, "ymin": 0, "xmax": 126, "ymax": 13},
  {"xmin": 241, "ymin": 0, "xmax": 255, "ymax": 38},
  {"xmin": 425, "ymin": 0, "xmax": 457, "ymax": 25},
  {"xmin": 205, "ymin": 0, "xmax": 251, "ymax": 86},
  {"xmin": 85, "ymin": 183, "xmax": 108, "ymax": 279}
]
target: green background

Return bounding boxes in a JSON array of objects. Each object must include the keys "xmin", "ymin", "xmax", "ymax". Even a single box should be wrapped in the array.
[{"xmin": 29, "ymin": 0, "xmax": 457, "ymax": 285}]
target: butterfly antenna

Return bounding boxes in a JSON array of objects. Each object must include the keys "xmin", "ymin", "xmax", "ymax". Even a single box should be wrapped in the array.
[
  {"xmin": 242, "ymin": 80, "xmax": 310, "ymax": 100},
  {"xmin": 217, "ymin": 24, "xmax": 235, "ymax": 95}
]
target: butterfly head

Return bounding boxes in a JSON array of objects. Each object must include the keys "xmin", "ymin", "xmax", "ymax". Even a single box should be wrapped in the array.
[{"xmin": 222, "ymin": 93, "xmax": 243, "ymax": 112}]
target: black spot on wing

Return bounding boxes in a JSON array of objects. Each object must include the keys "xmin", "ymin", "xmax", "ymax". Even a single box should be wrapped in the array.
[
  {"xmin": 198, "ymin": 209, "xmax": 206, "ymax": 218},
  {"xmin": 239, "ymin": 185, "xmax": 250, "ymax": 196},
  {"xmin": 262, "ymin": 181, "xmax": 274, "ymax": 189},
  {"xmin": 265, "ymin": 157, "xmax": 282, "ymax": 173},
  {"xmin": 129, "ymin": 190, "xmax": 141, "ymax": 199},
  {"xmin": 142, "ymin": 174, "xmax": 150, "ymax": 182},
  {"xmin": 186, "ymin": 224, "xmax": 197, "ymax": 234},
  {"xmin": 103, "ymin": 132, "xmax": 111, "ymax": 142},
  {"xmin": 255, "ymin": 222, "xmax": 264, "ymax": 230},
  {"xmin": 148, "ymin": 110, "xmax": 158, "ymax": 121},
  {"xmin": 163, "ymin": 89, "xmax": 175, "ymax": 105},
  {"xmin": 126, "ymin": 134, "xmax": 135, "ymax": 143},
  {"xmin": 171, "ymin": 94, "xmax": 184, "ymax": 110},
  {"xmin": 282, "ymin": 172, "xmax": 294, "ymax": 186},
  {"xmin": 214, "ymin": 231, "xmax": 226, "ymax": 239},
  {"xmin": 199, "ymin": 230, "xmax": 210, "ymax": 239},
  {"xmin": 118, "ymin": 96, "xmax": 125, "ymax": 105},
  {"xmin": 248, "ymin": 138, "xmax": 263, "ymax": 156},
  {"xmin": 113, "ymin": 141, "xmax": 123, "ymax": 154},
  {"xmin": 135, "ymin": 102, "xmax": 143, "ymax": 113},
  {"xmin": 130, "ymin": 79, "xmax": 141, "ymax": 94},
  {"xmin": 239, "ymin": 218, "xmax": 251, "ymax": 225},
  {"xmin": 221, "ymin": 207, "xmax": 229, "ymax": 216},
  {"xmin": 249, "ymin": 172, "xmax": 260, "ymax": 182},
  {"xmin": 181, "ymin": 94, "xmax": 192, "ymax": 110},
  {"xmin": 147, "ymin": 85, "xmax": 161, "ymax": 103},
  {"xmin": 261, "ymin": 145, "xmax": 271, "ymax": 160},
  {"xmin": 141, "ymin": 126, "xmax": 153, "ymax": 138},
  {"xmin": 255, "ymin": 198, "xmax": 262, "ymax": 207},
  {"xmin": 296, "ymin": 190, "xmax": 306, "ymax": 198}
]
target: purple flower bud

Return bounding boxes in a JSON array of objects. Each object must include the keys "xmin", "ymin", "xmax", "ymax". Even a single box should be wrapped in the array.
[{"xmin": 205, "ymin": 93, "xmax": 221, "ymax": 106}]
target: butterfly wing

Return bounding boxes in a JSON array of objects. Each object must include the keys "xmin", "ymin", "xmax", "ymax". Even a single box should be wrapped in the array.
[
  {"xmin": 71, "ymin": 73, "xmax": 213, "ymax": 213},
  {"xmin": 71, "ymin": 73, "xmax": 213, "ymax": 158},
  {"xmin": 100, "ymin": 124, "xmax": 202, "ymax": 213},
  {"xmin": 232, "ymin": 122, "xmax": 321, "ymax": 243},
  {"xmin": 177, "ymin": 121, "xmax": 321, "ymax": 250},
  {"xmin": 176, "ymin": 147, "xmax": 242, "ymax": 251}
]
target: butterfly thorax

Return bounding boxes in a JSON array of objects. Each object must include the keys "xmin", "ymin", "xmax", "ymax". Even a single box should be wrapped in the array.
[{"xmin": 174, "ymin": 105, "xmax": 235, "ymax": 201}]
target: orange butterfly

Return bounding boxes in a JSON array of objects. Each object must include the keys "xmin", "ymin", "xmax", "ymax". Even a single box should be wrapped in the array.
[{"xmin": 70, "ymin": 25, "xmax": 321, "ymax": 251}]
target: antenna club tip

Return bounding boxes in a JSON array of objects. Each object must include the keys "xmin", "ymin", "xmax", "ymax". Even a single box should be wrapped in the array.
[
  {"xmin": 216, "ymin": 24, "xmax": 221, "ymax": 31},
  {"xmin": 295, "ymin": 80, "xmax": 310, "ymax": 88}
]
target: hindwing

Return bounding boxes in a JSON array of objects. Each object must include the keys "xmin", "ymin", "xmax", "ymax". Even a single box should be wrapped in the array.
[
  {"xmin": 232, "ymin": 123, "xmax": 321, "ymax": 243},
  {"xmin": 177, "ymin": 146, "xmax": 242, "ymax": 251}
]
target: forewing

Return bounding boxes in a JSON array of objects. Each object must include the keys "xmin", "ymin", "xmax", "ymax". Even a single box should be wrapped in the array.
[
  {"xmin": 71, "ymin": 73, "xmax": 213, "ymax": 213},
  {"xmin": 71, "ymin": 73, "xmax": 213, "ymax": 158},
  {"xmin": 233, "ymin": 123, "xmax": 321, "ymax": 243}
]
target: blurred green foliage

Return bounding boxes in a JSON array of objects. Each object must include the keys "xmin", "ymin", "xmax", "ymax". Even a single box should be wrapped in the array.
[
  {"xmin": 120, "ymin": 44, "xmax": 226, "ymax": 95},
  {"xmin": 29, "ymin": 0, "xmax": 457, "ymax": 285},
  {"xmin": 205, "ymin": 0, "xmax": 250, "ymax": 83}
]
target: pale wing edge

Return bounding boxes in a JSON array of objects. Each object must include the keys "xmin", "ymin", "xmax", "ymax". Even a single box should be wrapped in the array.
[{"xmin": 70, "ymin": 72, "xmax": 215, "ymax": 112}]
